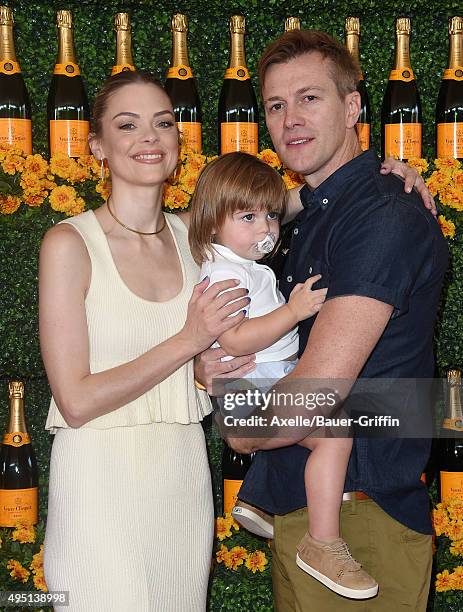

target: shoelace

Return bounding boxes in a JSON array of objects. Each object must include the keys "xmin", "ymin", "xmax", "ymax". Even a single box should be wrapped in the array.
[{"xmin": 327, "ymin": 540, "xmax": 361, "ymax": 569}]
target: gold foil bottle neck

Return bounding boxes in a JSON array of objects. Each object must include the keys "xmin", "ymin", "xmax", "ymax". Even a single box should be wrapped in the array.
[
  {"xmin": 285, "ymin": 17, "xmax": 300, "ymax": 31},
  {"xmin": 114, "ymin": 13, "xmax": 130, "ymax": 31},
  {"xmin": 448, "ymin": 369, "xmax": 462, "ymax": 385},
  {"xmin": 0, "ymin": 6, "xmax": 13, "ymax": 26},
  {"xmin": 230, "ymin": 15, "xmax": 245, "ymax": 34},
  {"xmin": 57, "ymin": 10, "xmax": 72, "ymax": 29},
  {"xmin": 345, "ymin": 17, "xmax": 360, "ymax": 36},
  {"xmin": 172, "ymin": 13, "xmax": 188, "ymax": 32},
  {"xmin": 450, "ymin": 17, "xmax": 463, "ymax": 35},
  {"xmin": 396, "ymin": 17, "xmax": 411, "ymax": 35},
  {"xmin": 8, "ymin": 381, "xmax": 24, "ymax": 399}
]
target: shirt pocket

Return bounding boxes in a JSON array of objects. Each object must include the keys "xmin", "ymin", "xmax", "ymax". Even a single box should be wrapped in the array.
[{"xmin": 300, "ymin": 255, "xmax": 330, "ymax": 290}]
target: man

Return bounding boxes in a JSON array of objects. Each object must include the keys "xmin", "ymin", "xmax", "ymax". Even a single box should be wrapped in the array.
[{"xmin": 198, "ymin": 30, "xmax": 447, "ymax": 611}]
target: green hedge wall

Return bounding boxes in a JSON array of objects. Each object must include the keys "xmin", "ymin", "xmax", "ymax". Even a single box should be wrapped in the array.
[{"xmin": 1, "ymin": 0, "xmax": 463, "ymax": 610}]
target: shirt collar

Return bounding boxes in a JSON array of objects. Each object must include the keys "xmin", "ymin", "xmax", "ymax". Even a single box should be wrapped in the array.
[
  {"xmin": 299, "ymin": 149, "xmax": 378, "ymax": 211},
  {"xmin": 207, "ymin": 243, "xmax": 254, "ymax": 264}
]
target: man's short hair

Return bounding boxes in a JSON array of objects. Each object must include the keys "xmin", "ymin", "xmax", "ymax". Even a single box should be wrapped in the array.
[{"xmin": 258, "ymin": 30, "xmax": 361, "ymax": 99}]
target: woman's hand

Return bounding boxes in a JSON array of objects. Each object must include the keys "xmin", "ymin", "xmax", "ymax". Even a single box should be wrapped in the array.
[
  {"xmin": 380, "ymin": 157, "xmax": 437, "ymax": 216},
  {"xmin": 180, "ymin": 277, "xmax": 250, "ymax": 354},
  {"xmin": 194, "ymin": 346, "xmax": 255, "ymax": 395}
]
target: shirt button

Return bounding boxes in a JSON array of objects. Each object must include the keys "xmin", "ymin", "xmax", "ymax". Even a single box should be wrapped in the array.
[
  {"xmin": 322, "ymin": 198, "xmax": 328, "ymax": 204},
  {"xmin": 308, "ymin": 267, "xmax": 312, "ymax": 274},
  {"xmin": 293, "ymin": 228, "xmax": 299, "ymax": 235},
  {"xmin": 287, "ymin": 275, "xmax": 293, "ymax": 282}
]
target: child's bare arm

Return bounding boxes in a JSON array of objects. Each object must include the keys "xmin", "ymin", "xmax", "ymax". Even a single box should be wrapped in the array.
[
  {"xmin": 218, "ymin": 276, "xmax": 327, "ymax": 356},
  {"xmin": 283, "ymin": 185, "xmax": 304, "ymax": 225}
]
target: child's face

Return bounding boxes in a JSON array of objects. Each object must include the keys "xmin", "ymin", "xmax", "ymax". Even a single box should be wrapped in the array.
[{"xmin": 215, "ymin": 209, "xmax": 280, "ymax": 260}]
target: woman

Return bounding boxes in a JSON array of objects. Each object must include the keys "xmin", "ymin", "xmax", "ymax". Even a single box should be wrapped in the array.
[{"xmin": 40, "ymin": 70, "xmax": 252, "ymax": 612}]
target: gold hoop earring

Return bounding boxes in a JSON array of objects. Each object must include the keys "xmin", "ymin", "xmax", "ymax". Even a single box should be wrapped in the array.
[{"xmin": 167, "ymin": 158, "xmax": 182, "ymax": 186}]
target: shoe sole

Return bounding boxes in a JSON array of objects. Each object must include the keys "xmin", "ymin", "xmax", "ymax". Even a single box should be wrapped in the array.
[
  {"xmin": 296, "ymin": 553, "xmax": 379, "ymax": 600},
  {"xmin": 231, "ymin": 506, "xmax": 274, "ymax": 539}
]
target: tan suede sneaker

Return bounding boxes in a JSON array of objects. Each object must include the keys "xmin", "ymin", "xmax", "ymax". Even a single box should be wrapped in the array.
[
  {"xmin": 232, "ymin": 501, "xmax": 274, "ymax": 538},
  {"xmin": 296, "ymin": 532, "xmax": 378, "ymax": 599}
]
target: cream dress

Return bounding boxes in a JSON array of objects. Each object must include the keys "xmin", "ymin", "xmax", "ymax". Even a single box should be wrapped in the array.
[{"xmin": 44, "ymin": 211, "xmax": 214, "ymax": 612}]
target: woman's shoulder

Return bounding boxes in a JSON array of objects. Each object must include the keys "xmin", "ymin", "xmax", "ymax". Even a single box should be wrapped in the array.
[{"xmin": 41, "ymin": 213, "xmax": 93, "ymax": 263}]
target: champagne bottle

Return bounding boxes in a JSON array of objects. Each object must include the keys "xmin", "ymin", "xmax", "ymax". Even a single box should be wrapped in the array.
[
  {"xmin": 165, "ymin": 14, "xmax": 202, "ymax": 153},
  {"xmin": 285, "ymin": 17, "xmax": 301, "ymax": 32},
  {"xmin": 381, "ymin": 17, "xmax": 422, "ymax": 160},
  {"xmin": 47, "ymin": 10, "xmax": 90, "ymax": 157},
  {"xmin": 0, "ymin": 381, "xmax": 38, "ymax": 527},
  {"xmin": 0, "ymin": 6, "xmax": 32, "ymax": 154},
  {"xmin": 218, "ymin": 15, "xmax": 259, "ymax": 155},
  {"xmin": 436, "ymin": 17, "xmax": 463, "ymax": 160},
  {"xmin": 440, "ymin": 369, "xmax": 463, "ymax": 502},
  {"xmin": 111, "ymin": 13, "xmax": 136, "ymax": 76},
  {"xmin": 222, "ymin": 442, "xmax": 253, "ymax": 514},
  {"xmin": 345, "ymin": 17, "xmax": 371, "ymax": 151}
]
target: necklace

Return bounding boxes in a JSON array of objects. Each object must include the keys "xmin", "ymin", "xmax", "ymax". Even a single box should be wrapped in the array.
[{"xmin": 107, "ymin": 198, "xmax": 166, "ymax": 236}]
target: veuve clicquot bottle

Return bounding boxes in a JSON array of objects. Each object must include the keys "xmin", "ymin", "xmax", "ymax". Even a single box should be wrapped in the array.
[
  {"xmin": 345, "ymin": 17, "xmax": 371, "ymax": 152},
  {"xmin": 47, "ymin": 10, "xmax": 90, "ymax": 158},
  {"xmin": 0, "ymin": 6, "xmax": 32, "ymax": 154},
  {"xmin": 218, "ymin": 15, "xmax": 259, "ymax": 155},
  {"xmin": 285, "ymin": 17, "xmax": 301, "ymax": 32},
  {"xmin": 222, "ymin": 442, "xmax": 253, "ymax": 515},
  {"xmin": 111, "ymin": 13, "xmax": 136, "ymax": 76},
  {"xmin": 165, "ymin": 14, "xmax": 202, "ymax": 153},
  {"xmin": 440, "ymin": 369, "xmax": 463, "ymax": 502},
  {"xmin": 0, "ymin": 381, "xmax": 38, "ymax": 527},
  {"xmin": 436, "ymin": 17, "xmax": 463, "ymax": 160},
  {"xmin": 381, "ymin": 17, "xmax": 422, "ymax": 160}
]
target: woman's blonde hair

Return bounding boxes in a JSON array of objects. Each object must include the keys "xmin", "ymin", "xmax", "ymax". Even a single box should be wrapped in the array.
[{"xmin": 188, "ymin": 152, "xmax": 287, "ymax": 265}]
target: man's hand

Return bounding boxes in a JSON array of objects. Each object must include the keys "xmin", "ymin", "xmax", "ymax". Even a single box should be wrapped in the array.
[
  {"xmin": 225, "ymin": 436, "xmax": 259, "ymax": 454},
  {"xmin": 194, "ymin": 346, "xmax": 255, "ymax": 395},
  {"xmin": 380, "ymin": 157, "xmax": 437, "ymax": 216}
]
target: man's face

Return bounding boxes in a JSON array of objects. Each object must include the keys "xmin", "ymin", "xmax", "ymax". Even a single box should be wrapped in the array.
[{"xmin": 262, "ymin": 52, "xmax": 360, "ymax": 188}]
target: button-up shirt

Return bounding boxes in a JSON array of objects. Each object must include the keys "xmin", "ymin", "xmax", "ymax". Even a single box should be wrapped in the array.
[{"xmin": 239, "ymin": 149, "xmax": 448, "ymax": 534}]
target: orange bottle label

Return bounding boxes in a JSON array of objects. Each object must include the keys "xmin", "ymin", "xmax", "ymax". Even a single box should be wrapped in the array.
[
  {"xmin": 388, "ymin": 68, "xmax": 415, "ymax": 82},
  {"xmin": 384, "ymin": 123, "xmax": 422, "ymax": 159},
  {"xmin": 111, "ymin": 64, "xmax": 136, "ymax": 76},
  {"xmin": 2, "ymin": 432, "xmax": 31, "ymax": 447},
  {"xmin": 0, "ymin": 487, "xmax": 38, "ymax": 527},
  {"xmin": 53, "ymin": 62, "xmax": 81, "ymax": 77},
  {"xmin": 0, "ymin": 118, "xmax": 32, "ymax": 154},
  {"xmin": 440, "ymin": 471, "xmax": 463, "ymax": 501},
  {"xmin": 0, "ymin": 59, "xmax": 21, "ymax": 75},
  {"xmin": 223, "ymin": 479, "xmax": 243, "ymax": 515},
  {"xmin": 178, "ymin": 122, "xmax": 202, "ymax": 153},
  {"xmin": 356, "ymin": 122, "xmax": 370, "ymax": 151},
  {"xmin": 224, "ymin": 66, "xmax": 250, "ymax": 80},
  {"xmin": 167, "ymin": 65, "xmax": 193, "ymax": 80},
  {"xmin": 50, "ymin": 120, "xmax": 90, "ymax": 157},
  {"xmin": 221, "ymin": 122, "xmax": 258, "ymax": 155},
  {"xmin": 437, "ymin": 123, "xmax": 463, "ymax": 159},
  {"xmin": 443, "ymin": 68, "xmax": 463, "ymax": 81}
]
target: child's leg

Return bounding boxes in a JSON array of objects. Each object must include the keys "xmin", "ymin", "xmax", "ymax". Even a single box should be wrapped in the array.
[{"xmin": 300, "ymin": 436, "xmax": 353, "ymax": 541}]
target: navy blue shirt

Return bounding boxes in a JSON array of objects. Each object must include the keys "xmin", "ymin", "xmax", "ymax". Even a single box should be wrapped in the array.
[{"xmin": 238, "ymin": 149, "xmax": 448, "ymax": 534}]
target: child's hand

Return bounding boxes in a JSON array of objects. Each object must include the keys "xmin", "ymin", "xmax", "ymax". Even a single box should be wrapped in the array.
[{"xmin": 287, "ymin": 275, "xmax": 327, "ymax": 322}]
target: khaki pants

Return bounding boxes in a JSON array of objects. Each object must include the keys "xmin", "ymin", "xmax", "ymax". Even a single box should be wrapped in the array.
[{"xmin": 271, "ymin": 499, "xmax": 432, "ymax": 612}]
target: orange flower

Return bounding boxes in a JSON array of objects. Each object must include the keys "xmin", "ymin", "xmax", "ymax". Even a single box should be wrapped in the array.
[
  {"xmin": 163, "ymin": 184, "xmax": 190, "ymax": 210},
  {"xmin": 224, "ymin": 546, "xmax": 247, "ymax": 570},
  {"xmin": 435, "ymin": 157, "xmax": 461, "ymax": 170},
  {"xmin": 0, "ymin": 194, "xmax": 21, "ymax": 214},
  {"xmin": 245, "ymin": 550, "xmax": 269, "ymax": 573},
  {"xmin": 215, "ymin": 516, "xmax": 233, "ymax": 541},
  {"xmin": 436, "ymin": 569, "xmax": 455, "ymax": 592},
  {"xmin": 2, "ymin": 152, "xmax": 25, "ymax": 174},
  {"xmin": 12, "ymin": 521, "xmax": 36, "ymax": 544},
  {"xmin": 7, "ymin": 559, "xmax": 30, "ymax": 583},
  {"xmin": 433, "ymin": 507, "xmax": 449, "ymax": 537},
  {"xmin": 24, "ymin": 154, "xmax": 49, "ymax": 178},
  {"xmin": 438, "ymin": 215, "xmax": 456, "ymax": 239},
  {"xmin": 445, "ymin": 520, "xmax": 463, "ymax": 541},
  {"xmin": 216, "ymin": 544, "xmax": 229, "ymax": 564},
  {"xmin": 450, "ymin": 539, "xmax": 463, "ymax": 557},
  {"xmin": 30, "ymin": 545, "xmax": 47, "ymax": 592},
  {"xmin": 259, "ymin": 149, "xmax": 282, "ymax": 169},
  {"xmin": 405, "ymin": 158, "xmax": 428, "ymax": 176},
  {"xmin": 49, "ymin": 152, "xmax": 78, "ymax": 180},
  {"xmin": 96, "ymin": 178, "xmax": 111, "ymax": 201},
  {"xmin": 282, "ymin": 169, "xmax": 304, "ymax": 190},
  {"xmin": 49, "ymin": 185, "xmax": 84, "ymax": 215}
]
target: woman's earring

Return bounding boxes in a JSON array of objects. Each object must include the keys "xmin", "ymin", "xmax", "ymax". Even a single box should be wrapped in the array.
[
  {"xmin": 167, "ymin": 158, "xmax": 182, "ymax": 186},
  {"xmin": 100, "ymin": 158, "xmax": 105, "ymax": 181}
]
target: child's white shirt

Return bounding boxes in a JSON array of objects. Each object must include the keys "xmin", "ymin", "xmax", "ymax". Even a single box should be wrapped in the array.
[{"xmin": 200, "ymin": 243, "xmax": 299, "ymax": 363}]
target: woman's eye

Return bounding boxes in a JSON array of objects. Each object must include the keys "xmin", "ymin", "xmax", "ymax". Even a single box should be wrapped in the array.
[
  {"xmin": 119, "ymin": 122, "xmax": 135, "ymax": 130},
  {"xmin": 157, "ymin": 120, "xmax": 175, "ymax": 129}
]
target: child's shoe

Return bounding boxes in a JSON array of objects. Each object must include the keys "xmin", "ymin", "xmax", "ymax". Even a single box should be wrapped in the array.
[
  {"xmin": 231, "ymin": 501, "xmax": 274, "ymax": 538},
  {"xmin": 296, "ymin": 532, "xmax": 378, "ymax": 599}
]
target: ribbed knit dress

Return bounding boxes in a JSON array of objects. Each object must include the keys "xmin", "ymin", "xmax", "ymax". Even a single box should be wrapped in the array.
[{"xmin": 43, "ymin": 210, "xmax": 214, "ymax": 612}]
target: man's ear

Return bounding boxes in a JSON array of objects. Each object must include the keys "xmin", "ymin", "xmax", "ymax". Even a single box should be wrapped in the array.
[
  {"xmin": 88, "ymin": 132, "xmax": 104, "ymax": 160},
  {"xmin": 345, "ymin": 90, "xmax": 361, "ymax": 129}
]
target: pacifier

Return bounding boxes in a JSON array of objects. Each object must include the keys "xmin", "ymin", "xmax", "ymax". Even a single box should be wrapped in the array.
[{"xmin": 255, "ymin": 233, "xmax": 277, "ymax": 254}]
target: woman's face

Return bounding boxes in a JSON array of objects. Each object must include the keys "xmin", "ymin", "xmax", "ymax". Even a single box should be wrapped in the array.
[{"xmin": 92, "ymin": 82, "xmax": 179, "ymax": 188}]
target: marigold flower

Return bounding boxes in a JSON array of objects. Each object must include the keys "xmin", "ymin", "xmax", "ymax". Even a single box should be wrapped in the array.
[
  {"xmin": 445, "ymin": 519, "xmax": 463, "ymax": 541},
  {"xmin": 433, "ymin": 507, "xmax": 449, "ymax": 536},
  {"xmin": 215, "ymin": 516, "xmax": 233, "ymax": 541},
  {"xmin": 259, "ymin": 148, "xmax": 282, "ymax": 169},
  {"xmin": 438, "ymin": 215, "xmax": 456, "ymax": 239},
  {"xmin": 224, "ymin": 512, "xmax": 240, "ymax": 532},
  {"xmin": 216, "ymin": 544, "xmax": 229, "ymax": 564},
  {"xmin": 224, "ymin": 546, "xmax": 247, "ymax": 570},
  {"xmin": 2, "ymin": 152, "xmax": 25, "ymax": 174},
  {"xmin": 282, "ymin": 169, "xmax": 304, "ymax": 190},
  {"xmin": 49, "ymin": 184, "xmax": 83, "ymax": 216},
  {"xmin": 405, "ymin": 158, "xmax": 428, "ymax": 176},
  {"xmin": 50, "ymin": 152, "xmax": 78, "ymax": 180},
  {"xmin": 435, "ymin": 157, "xmax": 461, "ymax": 170},
  {"xmin": 30, "ymin": 545, "xmax": 47, "ymax": 592},
  {"xmin": 163, "ymin": 184, "xmax": 189, "ymax": 210},
  {"xmin": 245, "ymin": 550, "xmax": 269, "ymax": 573},
  {"xmin": 450, "ymin": 539, "xmax": 463, "ymax": 557},
  {"xmin": 7, "ymin": 559, "xmax": 30, "ymax": 583},
  {"xmin": 12, "ymin": 521, "xmax": 36, "ymax": 544},
  {"xmin": 24, "ymin": 154, "xmax": 49, "ymax": 178},
  {"xmin": 95, "ymin": 178, "xmax": 112, "ymax": 201},
  {"xmin": 0, "ymin": 194, "xmax": 21, "ymax": 214}
]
